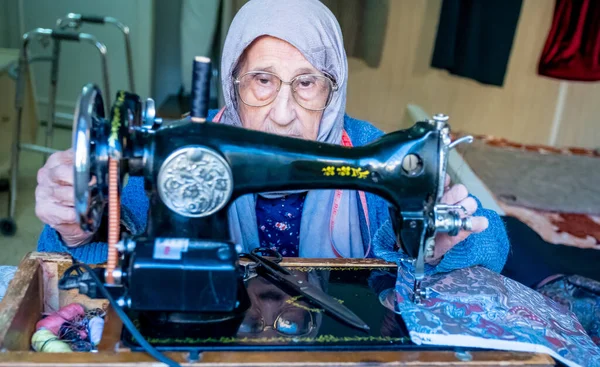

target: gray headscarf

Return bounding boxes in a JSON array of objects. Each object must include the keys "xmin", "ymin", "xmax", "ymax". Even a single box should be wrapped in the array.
[{"xmin": 220, "ymin": 0, "xmax": 366, "ymax": 258}]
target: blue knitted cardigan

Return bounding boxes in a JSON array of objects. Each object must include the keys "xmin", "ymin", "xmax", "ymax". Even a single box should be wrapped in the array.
[{"xmin": 37, "ymin": 111, "xmax": 509, "ymax": 274}]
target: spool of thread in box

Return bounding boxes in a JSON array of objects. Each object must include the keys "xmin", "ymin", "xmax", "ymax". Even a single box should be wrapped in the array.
[
  {"xmin": 88, "ymin": 316, "xmax": 105, "ymax": 346},
  {"xmin": 36, "ymin": 303, "xmax": 86, "ymax": 338},
  {"xmin": 56, "ymin": 303, "xmax": 85, "ymax": 320},
  {"xmin": 58, "ymin": 322, "xmax": 87, "ymax": 341},
  {"xmin": 190, "ymin": 56, "xmax": 212, "ymax": 122},
  {"xmin": 36, "ymin": 314, "xmax": 68, "ymax": 336},
  {"xmin": 31, "ymin": 329, "xmax": 72, "ymax": 353}
]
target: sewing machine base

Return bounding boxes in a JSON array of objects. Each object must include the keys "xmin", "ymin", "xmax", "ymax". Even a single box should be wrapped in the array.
[
  {"xmin": 0, "ymin": 253, "xmax": 556, "ymax": 366},
  {"xmin": 120, "ymin": 265, "xmax": 411, "ymax": 351},
  {"xmin": 120, "ymin": 278, "xmax": 252, "ymax": 347}
]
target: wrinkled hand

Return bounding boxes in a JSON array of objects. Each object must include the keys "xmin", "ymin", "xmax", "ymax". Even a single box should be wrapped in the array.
[
  {"xmin": 35, "ymin": 149, "xmax": 94, "ymax": 247},
  {"xmin": 426, "ymin": 175, "xmax": 489, "ymax": 265}
]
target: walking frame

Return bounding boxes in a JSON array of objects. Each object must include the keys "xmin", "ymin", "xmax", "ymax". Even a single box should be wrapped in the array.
[{"xmin": 1, "ymin": 14, "xmax": 135, "ymax": 236}]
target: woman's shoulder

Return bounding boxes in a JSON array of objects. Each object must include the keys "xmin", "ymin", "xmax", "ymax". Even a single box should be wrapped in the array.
[{"xmin": 343, "ymin": 114, "xmax": 385, "ymax": 146}]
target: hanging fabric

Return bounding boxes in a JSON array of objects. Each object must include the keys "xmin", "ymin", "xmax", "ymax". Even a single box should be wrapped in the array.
[
  {"xmin": 321, "ymin": 0, "xmax": 389, "ymax": 68},
  {"xmin": 430, "ymin": 0, "xmax": 524, "ymax": 87},
  {"xmin": 538, "ymin": 0, "xmax": 600, "ymax": 81}
]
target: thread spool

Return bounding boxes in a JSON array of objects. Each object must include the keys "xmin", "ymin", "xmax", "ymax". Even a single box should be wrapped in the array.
[
  {"xmin": 70, "ymin": 340, "xmax": 93, "ymax": 352},
  {"xmin": 88, "ymin": 316, "xmax": 105, "ymax": 346},
  {"xmin": 36, "ymin": 314, "xmax": 67, "ymax": 335},
  {"xmin": 36, "ymin": 303, "xmax": 87, "ymax": 335},
  {"xmin": 31, "ymin": 329, "xmax": 72, "ymax": 353},
  {"xmin": 56, "ymin": 303, "xmax": 85, "ymax": 320},
  {"xmin": 58, "ymin": 321, "xmax": 87, "ymax": 340},
  {"xmin": 190, "ymin": 56, "xmax": 212, "ymax": 122},
  {"xmin": 85, "ymin": 308, "xmax": 106, "ymax": 319}
]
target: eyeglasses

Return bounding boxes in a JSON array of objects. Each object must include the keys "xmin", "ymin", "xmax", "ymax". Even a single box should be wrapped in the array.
[
  {"xmin": 238, "ymin": 306, "xmax": 315, "ymax": 336},
  {"xmin": 234, "ymin": 71, "xmax": 338, "ymax": 111}
]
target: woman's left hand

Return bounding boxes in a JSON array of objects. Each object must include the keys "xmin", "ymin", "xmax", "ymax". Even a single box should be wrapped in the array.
[{"xmin": 426, "ymin": 175, "xmax": 489, "ymax": 265}]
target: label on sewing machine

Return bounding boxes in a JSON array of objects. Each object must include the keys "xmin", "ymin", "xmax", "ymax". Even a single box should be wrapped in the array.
[{"xmin": 153, "ymin": 238, "xmax": 190, "ymax": 260}]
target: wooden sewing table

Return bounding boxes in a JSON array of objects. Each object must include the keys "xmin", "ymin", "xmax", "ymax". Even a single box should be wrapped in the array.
[{"xmin": 0, "ymin": 252, "xmax": 556, "ymax": 366}]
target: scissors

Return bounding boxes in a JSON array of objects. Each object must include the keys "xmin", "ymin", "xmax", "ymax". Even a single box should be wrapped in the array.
[{"xmin": 240, "ymin": 247, "xmax": 370, "ymax": 332}]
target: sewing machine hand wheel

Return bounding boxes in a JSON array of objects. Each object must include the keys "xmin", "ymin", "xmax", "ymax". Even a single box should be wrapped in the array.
[{"xmin": 73, "ymin": 84, "xmax": 109, "ymax": 233}]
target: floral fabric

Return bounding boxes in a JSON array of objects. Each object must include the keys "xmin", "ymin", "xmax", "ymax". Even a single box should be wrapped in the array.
[{"xmin": 255, "ymin": 193, "xmax": 308, "ymax": 257}]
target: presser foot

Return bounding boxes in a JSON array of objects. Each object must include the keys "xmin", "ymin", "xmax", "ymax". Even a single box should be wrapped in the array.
[{"xmin": 412, "ymin": 279, "xmax": 432, "ymax": 304}]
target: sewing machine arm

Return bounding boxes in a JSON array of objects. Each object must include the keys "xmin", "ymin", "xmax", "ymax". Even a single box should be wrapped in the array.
[{"xmin": 71, "ymin": 85, "xmax": 472, "ymax": 308}]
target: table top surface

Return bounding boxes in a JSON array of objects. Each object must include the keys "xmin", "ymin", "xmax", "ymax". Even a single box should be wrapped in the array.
[{"xmin": 0, "ymin": 253, "xmax": 558, "ymax": 366}]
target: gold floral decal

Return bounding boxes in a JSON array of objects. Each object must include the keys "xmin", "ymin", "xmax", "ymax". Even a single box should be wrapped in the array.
[
  {"xmin": 285, "ymin": 295, "xmax": 345, "ymax": 313},
  {"xmin": 144, "ymin": 335, "xmax": 410, "ymax": 344},
  {"xmin": 291, "ymin": 267, "xmax": 393, "ymax": 272},
  {"xmin": 322, "ymin": 166, "xmax": 370, "ymax": 179}
]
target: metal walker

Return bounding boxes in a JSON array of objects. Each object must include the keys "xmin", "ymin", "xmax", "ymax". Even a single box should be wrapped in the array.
[
  {"xmin": 1, "ymin": 14, "xmax": 135, "ymax": 236},
  {"xmin": 56, "ymin": 13, "xmax": 135, "ymax": 92}
]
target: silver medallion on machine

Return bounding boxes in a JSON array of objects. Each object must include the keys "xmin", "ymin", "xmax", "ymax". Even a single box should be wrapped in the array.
[{"xmin": 157, "ymin": 146, "xmax": 233, "ymax": 217}]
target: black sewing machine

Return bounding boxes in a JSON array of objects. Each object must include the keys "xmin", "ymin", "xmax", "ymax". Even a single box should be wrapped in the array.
[{"xmin": 59, "ymin": 57, "xmax": 473, "ymax": 356}]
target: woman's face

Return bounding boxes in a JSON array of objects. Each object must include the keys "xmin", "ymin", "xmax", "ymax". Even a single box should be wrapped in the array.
[{"xmin": 235, "ymin": 36, "xmax": 325, "ymax": 141}]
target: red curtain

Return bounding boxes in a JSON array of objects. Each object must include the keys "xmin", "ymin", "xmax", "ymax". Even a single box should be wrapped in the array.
[{"xmin": 538, "ymin": 0, "xmax": 600, "ymax": 81}]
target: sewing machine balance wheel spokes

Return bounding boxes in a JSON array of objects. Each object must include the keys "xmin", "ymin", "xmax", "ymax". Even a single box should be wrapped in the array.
[{"xmin": 72, "ymin": 83, "xmax": 110, "ymax": 233}]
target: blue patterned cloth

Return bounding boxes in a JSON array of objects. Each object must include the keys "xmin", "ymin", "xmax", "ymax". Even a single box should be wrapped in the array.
[
  {"xmin": 390, "ymin": 265, "xmax": 600, "ymax": 367},
  {"xmin": 537, "ymin": 275, "xmax": 600, "ymax": 347},
  {"xmin": 256, "ymin": 193, "xmax": 307, "ymax": 257}
]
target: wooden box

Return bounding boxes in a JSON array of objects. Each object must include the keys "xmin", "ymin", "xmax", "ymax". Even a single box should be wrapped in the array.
[{"xmin": 0, "ymin": 252, "xmax": 555, "ymax": 366}]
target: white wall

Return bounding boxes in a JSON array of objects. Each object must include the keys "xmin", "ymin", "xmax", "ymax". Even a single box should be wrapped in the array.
[
  {"xmin": 152, "ymin": 0, "xmax": 181, "ymax": 107},
  {"xmin": 21, "ymin": 0, "xmax": 154, "ymax": 124},
  {"xmin": 0, "ymin": 0, "xmax": 22, "ymax": 49}
]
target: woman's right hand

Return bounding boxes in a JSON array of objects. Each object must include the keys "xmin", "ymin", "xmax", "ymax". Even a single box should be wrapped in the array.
[{"xmin": 35, "ymin": 149, "xmax": 94, "ymax": 247}]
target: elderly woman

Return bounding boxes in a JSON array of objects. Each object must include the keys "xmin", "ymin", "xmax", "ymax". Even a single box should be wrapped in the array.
[{"xmin": 35, "ymin": 0, "xmax": 509, "ymax": 274}]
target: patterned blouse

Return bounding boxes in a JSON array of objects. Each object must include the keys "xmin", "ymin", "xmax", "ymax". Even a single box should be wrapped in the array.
[{"xmin": 255, "ymin": 193, "xmax": 308, "ymax": 257}]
